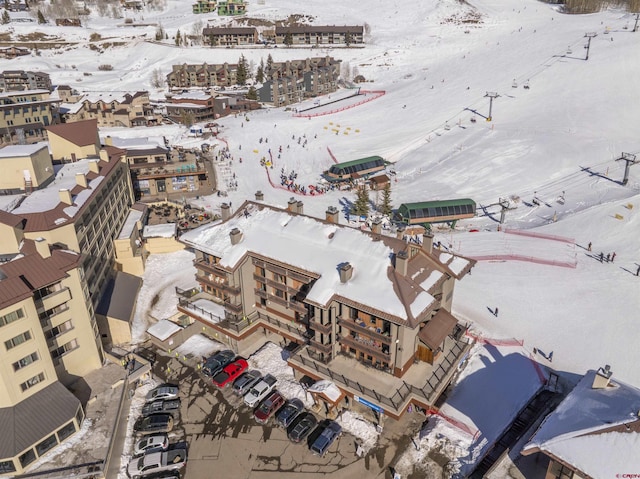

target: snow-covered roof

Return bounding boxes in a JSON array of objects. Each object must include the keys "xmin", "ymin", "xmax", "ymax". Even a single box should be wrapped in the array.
[
  {"xmin": 0, "ymin": 142, "xmax": 48, "ymax": 158},
  {"xmin": 105, "ymin": 136, "xmax": 166, "ymax": 151},
  {"xmin": 171, "ymin": 91, "xmax": 211, "ymax": 101},
  {"xmin": 180, "ymin": 204, "xmax": 437, "ymax": 321},
  {"xmin": 143, "ymin": 223, "xmax": 176, "ymax": 239},
  {"xmin": 146, "ymin": 319, "xmax": 181, "ymax": 341},
  {"xmin": 308, "ymin": 379, "xmax": 342, "ymax": 402},
  {"xmin": 523, "ymin": 370, "xmax": 640, "ymax": 476},
  {"xmin": 117, "ymin": 209, "xmax": 144, "ymax": 240}
]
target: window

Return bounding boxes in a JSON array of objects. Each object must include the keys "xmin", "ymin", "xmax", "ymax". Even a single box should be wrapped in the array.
[
  {"xmin": 45, "ymin": 320, "xmax": 74, "ymax": 339},
  {"xmin": 20, "ymin": 372, "xmax": 45, "ymax": 392},
  {"xmin": 273, "ymin": 273, "xmax": 285, "ymax": 283},
  {"xmin": 13, "ymin": 352, "xmax": 39, "ymax": 371},
  {"xmin": 35, "ymin": 434, "xmax": 58, "ymax": 456},
  {"xmin": 39, "ymin": 304, "xmax": 69, "ymax": 322},
  {"xmin": 50, "ymin": 339, "xmax": 79, "ymax": 359},
  {"xmin": 19, "ymin": 450, "xmax": 36, "ymax": 468},
  {"xmin": 0, "ymin": 308, "xmax": 24, "ymax": 327},
  {"xmin": 57, "ymin": 422, "xmax": 77, "ymax": 442},
  {"xmin": 5, "ymin": 330, "xmax": 32, "ymax": 350},
  {"xmin": 0, "ymin": 460, "xmax": 16, "ymax": 474}
]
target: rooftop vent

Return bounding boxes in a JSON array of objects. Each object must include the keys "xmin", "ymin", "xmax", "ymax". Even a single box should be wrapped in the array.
[
  {"xmin": 592, "ymin": 364, "xmax": 613, "ymax": 389},
  {"xmin": 75, "ymin": 172, "xmax": 87, "ymax": 188},
  {"xmin": 326, "ymin": 206, "xmax": 339, "ymax": 224},
  {"xmin": 371, "ymin": 218, "xmax": 382, "ymax": 235},
  {"xmin": 296, "ymin": 201, "xmax": 304, "ymax": 215},
  {"xmin": 287, "ymin": 197, "xmax": 297, "ymax": 213},
  {"xmin": 58, "ymin": 188, "xmax": 73, "ymax": 205},
  {"xmin": 221, "ymin": 203, "xmax": 231, "ymax": 221},
  {"xmin": 34, "ymin": 237, "xmax": 51, "ymax": 258},
  {"xmin": 339, "ymin": 262, "xmax": 353, "ymax": 283},
  {"xmin": 255, "ymin": 190, "xmax": 264, "ymax": 201},
  {"xmin": 88, "ymin": 159, "xmax": 100, "ymax": 174},
  {"xmin": 422, "ymin": 231, "xmax": 434, "ymax": 254},
  {"xmin": 229, "ymin": 228, "xmax": 242, "ymax": 245},
  {"xmin": 395, "ymin": 251, "xmax": 409, "ymax": 276}
]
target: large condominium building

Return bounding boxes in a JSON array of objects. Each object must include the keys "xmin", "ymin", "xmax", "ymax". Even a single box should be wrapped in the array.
[
  {"xmin": 0, "ymin": 71, "xmax": 53, "ymax": 92},
  {"xmin": 166, "ymin": 63, "xmax": 239, "ymax": 90},
  {"xmin": 0, "ymin": 89, "xmax": 60, "ymax": 146},
  {"xmin": 0, "ymin": 237, "xmax": 99, "ymax": 475},
  {"xmin": 274, "ymin": 25, "xmax": 364, "ymax": 45},
  {"xmin": 178, "ymin": 199, "xmax": 475, "ymax": 419}
]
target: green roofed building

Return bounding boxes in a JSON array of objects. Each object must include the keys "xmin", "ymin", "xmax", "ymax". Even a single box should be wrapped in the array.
[
  {"xmin": 323, "ymin": 156, "xmax": 387, "ymax": 183},
  {"xmin": 396, "ymin": 199, "xmax": 476, "ymax": 227}
]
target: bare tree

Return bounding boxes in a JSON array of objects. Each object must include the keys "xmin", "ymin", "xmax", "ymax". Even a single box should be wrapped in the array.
[
  {"xmin": 340, "ymin": 61, "xmax": 352, "ymax": 82},
  {"xmin": 150, "ymin": 68, "xmax": 164, "ymax": 88}
]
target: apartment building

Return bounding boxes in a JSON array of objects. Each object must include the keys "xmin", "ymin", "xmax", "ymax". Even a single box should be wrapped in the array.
[
  {"xmin": 57, "ymin": 87, "xmax": 162, "ymax": 128},
  {"xmin": 166, "ymin": 63, "xmax": 239, "ymax": 90},
  {"xmin": 178, "ymin": 199, "xmax": 475, "ymax": 419},
  {"xmin": 257, "ymin": 57, "xmax": 341, "ymax": 107},
  {"xmin": 275, "ymin": 25, "xmax": 364, "ymax": 45},
  {"xmin": 217, "ymin": 0, "xmax": 246, "ymax": 15},
  {"xmin": 0, "ymin": 89, "xmax": 60, "ymax": 146},
  {"xmin": 202, "ymin": 27, "xmax": 258, "ymax": 46},
  {"xmin": 45, "ymin": 118, "xmax": 101, "ymax": 163},
  {"xmin": 0, "ymin": 71, "xmax": 52, "ymax": 92},
  {"xmin": 0, "ymin": 142, "xmax": 54, "ymax": 195},
  {"xmin": 164, "ymin": 91, "xmax": 217, "ymax": 123},
  {"xmin": 0, "ymin": 237, "xmax": 99, "ymax": 475},
  {"xmin": 0, "ymin": 47, "xmax": 30, "ymax": 60},
  {"xmin": 192, "ymin": 0, "xmax": 216, "ymax": 13}
]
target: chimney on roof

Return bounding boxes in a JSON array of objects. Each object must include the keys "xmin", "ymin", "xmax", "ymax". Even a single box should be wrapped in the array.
[
  {"xmin": 34, "ymin": 237, "xmax": 51, "ymax": 258},
  {"xmin": 287, "ymin": 197, "xmax": 297, "ymax": 213},
  {"xmin": 339, "ymin": 262, "xmax": 353, "ymax": 283},
  {"xmin": 255, "ymin": 190, "xmax": 264, "ymax": 201},
  {"xmin": 296, "ymin": 201, "xmax": 304, "ymax": 214},
  {"xmin": 88, "ymin": 159, "xmax": 100, "ymax": 174},
  {"xmin": 422, "ymin": 231, "xmax": 434, "ymax": 254},
  {"xmin": 229, "ymin": 227, "xmax": 242, "ymax": 245},
  {"xmin": 395, "ymin": 251, "xmax": 409, "ymax": 276},
  {"xmin": 326, "ymin": 206, "xmax": 339, "ymax": 224},
  {"xmin": 104, "ymin": 136, "xmax": 113, "ymax": 146},
  {"xmin": 371, "ymin": 218, "xmax": 382, "ymax": 235},
  {"xmin": 58, "ymin": 188, "xmax": 73, "ymax": 205},
  {"xmin": 75, "ymin": 172, "xmax": 87, "ymax": 188},
  {"xmin": 396, "ymin": 226, "xmax": 405, "ymax": 240},
  {"xmin": 221, "ymin": 203, "xmax": 231, "ymax": 221},
  {"xmin": 592, "ymin": 365, "xmax": 613, "ymax": 389}
]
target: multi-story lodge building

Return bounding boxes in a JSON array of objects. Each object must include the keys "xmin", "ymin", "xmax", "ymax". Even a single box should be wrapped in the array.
[
  {"xmin": 192, "ymin": 0, "xmax": 217, "ymax": 13},
  {"xmin": 202, "ymin": 27, "xmax": 258, "ymax": 46},
  {"xmin": 0, "ymin": 89, "xmax": 60, "ymax": 146},
  {"xmin": 0, "ymin": 71, "xmax": 52, "ymax": 92},
  {"xmin": 274, "ymin": 25, "xmax": 364, "ymax": 45},
  {"xmin": 166, "ymin": 63, "xmax": 239, "ymax": 90},
  {"xmin": 178, "ymin": 199, "xmax": 475, "ymax": 419},
  {"xmin": 57, "ymin": 86, "xmax": 162, "ymax": 128},
  {"xmin": 217, "ymin": 0, "xmax": 246, "ymax": 15},
  {"xmin": 164, "ymin": 91, "xmax": 217, "ymax": 124},
  {"xmin": 257, "ymin": 57, "xmax": 341, "ymax": 107},
  {"xmin": 0, "ymin": 238, "xmax": 98, "ymax": 475}
]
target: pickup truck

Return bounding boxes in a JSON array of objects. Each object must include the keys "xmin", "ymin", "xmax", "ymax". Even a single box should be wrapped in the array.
[
  {"xmin": 126, "ymin": 447, "xmax": 187, "ymax": 479},
  {"xmin": 141, "ymin": 398, "xmax": 180, "ymax": 417},
  {"xmin": 243, "ymin": 374, "xmax": 277, "ymax": 408}
]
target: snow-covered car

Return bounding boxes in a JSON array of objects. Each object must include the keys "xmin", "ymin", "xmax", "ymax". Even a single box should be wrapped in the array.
[
  {"xmin": 232, "ymin": 370, "xmax": 262, "ymax": 396},
  {"xmin": 253, "ymin": 391, "xmax": 285, "ymax": 424},
  {"xmin": 202, "ymin": 350, "xmax": 236, "ymax": 378},
  {"xmin": 141, "ymin": 399, "xmax": 180, "ymax": 417},
  {"xmin": 133, "ymin": 434, "xmax": 169, "ymax": 456},
  {"xmin": 243, "ymin": 374, "xmax": 277, "ymax": 408},
  {"xmin": 145, "ymin": 384, "xmax": 179, "ymax": 402},
  {"xmin": 212, "ymin": 358, "xmax": 248, "ymax": 387},
  {"xmin": 275, "ymin": 398, "xmax": 305, "ymax": 428},
  {"xmin": 133, "ymin": 414, "xmax": 174, "ymax": 435},
  {"xmin": 126, "ymin": 447, "xmax": 187, "ymax": 479},
  {"xmin": 309, "ymin": 420, "xmax": 342, "ymax": 456}
]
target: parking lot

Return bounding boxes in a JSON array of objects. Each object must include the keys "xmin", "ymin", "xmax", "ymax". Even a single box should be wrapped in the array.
[{"xmin": 143, "ymin": 350, "xmax": 423, "ymax": 479}]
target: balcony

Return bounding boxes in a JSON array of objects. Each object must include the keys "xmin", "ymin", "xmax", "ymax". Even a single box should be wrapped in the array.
[
  {"xmin": 268, "ymin": 293, "xmax": 288, "ymax": 308},
  {"xmin": 339, "ymin": 335, "xmax": 391, "ymax": 362},
  {"xmin": 309, "ymin": 339, "xmax": 332, "ymax": 354},
  {"xmin": 309, "ymin": 317, "xmax": 332, "ymax": 334},
  {"xmin": 197, "ymin": 274, "xmax": 241, "ymax": 295},
  {"xmin": 254, "ymin": 288, "xmax": 268, "ymax": 299},
  {"xmin": 132, "ymin": 163, "xmax": 206, "ymax": 180},
  {"xmin": 195, "ymin": 258, "xmax": 229, "ymax": 275},
  {"xmin": 288, "ymin": 270, "xmax": 312, "ymax": 283},
  {"xmin": 288, "ymin": 299, "xmax": 307, "ymax": 315},
  {"xmin": 223, "ymin": 299, "xmax": 243, "ymax": 314},
  {"xmin": 337, "ymin": 317, "xmax": 392, "ymax": 345},
  {"xmin": 37, "ymin": 287, "xmax": 71, "ymax": 313}
]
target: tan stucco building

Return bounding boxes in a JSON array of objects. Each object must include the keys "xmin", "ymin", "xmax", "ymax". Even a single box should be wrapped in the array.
[
  {"xmin": 0, "ymin": 89, "xmax": 59, "ymax": 146},
  {"xmin": 45, "ymin": 119, "xmax": 101, "ymax": 163},
  {"xmin": 0, "ymin": 142, "xmax": 54, "ymax": 195}
]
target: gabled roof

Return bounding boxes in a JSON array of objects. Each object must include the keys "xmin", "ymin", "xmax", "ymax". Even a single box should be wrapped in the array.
[
  {"xmin": 0, "ymin": 381, "xmax": 80, "ymax": 458},
  {"xmin": 0, "ymin": 209, "xmax": 26, "ymax": 228},
  {"xmin": 523, "ymin": 370, "xmax": 640, "ymax": 477},
  {"xmin": 46, "ymin": 118, "xmax": 99, "ymax": 146}
]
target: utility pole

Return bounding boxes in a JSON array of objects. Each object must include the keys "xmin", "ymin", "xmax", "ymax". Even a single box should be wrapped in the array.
[
  {"xmin": 633, "ymin": 13, "xmax": 639, "ymax": 33},
  {"xmin": 584, "ymin": 32, "xmax": 597, "ymax": 60},
  {"xmin": 484, "ymin": 92, "xmax": 500, "ymax": 121},
  {"xmin": 615, "ymin": 152, "xmax": 638, "ymax": 186}
]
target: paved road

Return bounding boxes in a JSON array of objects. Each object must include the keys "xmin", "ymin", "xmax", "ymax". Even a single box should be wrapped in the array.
[{"xmin": 149, "ymin": 353, "xmax": 424, "ymax": 479}]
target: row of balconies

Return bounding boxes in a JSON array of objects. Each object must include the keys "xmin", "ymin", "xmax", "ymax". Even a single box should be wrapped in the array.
[{"xmin": 198, "ymin": 273, "xmax": 241, "ymax": 295}]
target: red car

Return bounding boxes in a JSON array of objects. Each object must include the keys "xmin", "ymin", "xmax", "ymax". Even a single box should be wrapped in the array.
[
  {"xmin": 212, "ymin": 359, "xmax": 248, "ymax": 387},
  {"xmin": 254, "ymin": 391, "xmax": 285, "ymax": 424}
]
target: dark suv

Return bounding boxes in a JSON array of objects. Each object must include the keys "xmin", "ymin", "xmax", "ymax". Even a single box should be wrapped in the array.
[
  {"xmin": 275, "ymin": 398, "xmax": 304, "ymax": 428},
  {"xmin": 286, "ymin": 412, "xmax": 317, "ymax": 443},
  {"xmin": 309, "ymin": 420, "xmax": 342, "ymax": 456},
  {"xmin": 202, "ymin": 350, "xmax": 235, "ymax": 377}
]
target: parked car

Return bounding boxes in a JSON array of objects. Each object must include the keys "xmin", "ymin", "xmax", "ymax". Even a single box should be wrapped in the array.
[
  {"xmin": 243, "ymin": 374, "xmax": 277, "ymax": 408},
  {"xmin": 133, "ymin": 434, "xmax": 169, "ymax": 456},
  {"xmin": 202, "ymin": 350, "xmax": 236, "ymax": 378},
  {"xmin": 287, "ymin": 412, "xmax": 317, "ymax": 443},
  {"xmin": 126, "ymin": 447, "xmax": 187, "ymax": 479},
  {"xmin": 275, "ymin": 398, "xmax": 305, "ymax": 428},
  {"xmin": 133, "ymin": 414, "xmax": 174, "ymax": 435},
  {"xmin": 212, "ymin": 358, "xmax": 248, "ymax": 388},
  {"xmin": 309, "ymin": 420, "xmax": 342, "ymax": 456},
  {"xmin": 141, "ymin": 399, "xmax": 180, "ymax": 417},
  {"xmin": 232, "ymin": 370, "xmax": 262, "ymax": 396},
  {"xmin": 254, "ymin": 391, "xmax": 285, "ymax": 424},
  {"xmin": 145, "ymin": 384, "xmax": 179, "ymax": 402}
]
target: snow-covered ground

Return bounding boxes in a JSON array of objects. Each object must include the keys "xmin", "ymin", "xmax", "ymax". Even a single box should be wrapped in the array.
[{"xmin": 3, "ymin": 0, "xmax": 640, "ymax": 476}]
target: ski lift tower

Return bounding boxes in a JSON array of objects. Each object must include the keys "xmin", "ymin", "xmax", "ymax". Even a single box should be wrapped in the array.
[
  {"xmin": 484, "ymin": 92, "xmax": 500, "ymax": 121},
  {"xmin": 584, "ymin": 32, "xmax": 597, "ymax": 60},
  {"xmin": 633, "ymin": 13, "xmax": 639, "ymax": 33},
  {"xmin": 615, "ymin": 152, "xmax": 638, "ymax": 186}
]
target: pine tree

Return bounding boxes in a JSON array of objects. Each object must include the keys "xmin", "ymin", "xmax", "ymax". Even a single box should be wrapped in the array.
[
  {"xmin": 236, "ymin": 54, "xmax": 248, "ymax": 85},
  {"xmin": 344, "ymin": 31, "xmax": 352, "ymax": 47},
  {"xmin": 246, "ymin": 86, "xmax": 257, "ymax": 100},
  {"xmin": 255, "ymin": 58, "xmax": 264, "ymax": 83},
  {"xmin": 266, "ymin": 54, "xmax": 273, "ymax": 74},
  {"xmin": 36, "ymin": 9, "xmax": 46, "ymax": 24},
  {"xmin": 352, "ymin": 185, "xmax": 370, "ymax": 218},
  {"xmin": 380, "ymin": 182, "xmax": 393, "ymax": 216},
  {"xmin": 1, "ymin": 10, "xmax": 10, "ymax": 25},
  {"xmin": 175, "ymin": 30, "xmax": 181, "ymax": 46},
  {"xmin": 283, "ymin": 31, "xmax": 293, "ymax": 47}
]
